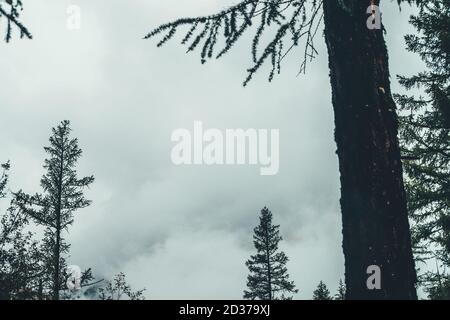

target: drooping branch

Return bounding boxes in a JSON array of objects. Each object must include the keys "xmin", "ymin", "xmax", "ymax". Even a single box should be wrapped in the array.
[
  {"xmin": 0, "ymin": 0, "xmax": 32, "ymax": 42},
  {"xmin": 145, "ymin": 0, "xmax": 323, "ymax": 86}
]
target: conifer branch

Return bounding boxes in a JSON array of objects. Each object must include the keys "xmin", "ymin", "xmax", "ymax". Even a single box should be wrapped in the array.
[
  {"xmin": 145, "ymin": 0, "xmax": 323, "ymax": 86},
  {"xmin": 0, "ymin": 0, "xmax": 32, "ymax": 42}
]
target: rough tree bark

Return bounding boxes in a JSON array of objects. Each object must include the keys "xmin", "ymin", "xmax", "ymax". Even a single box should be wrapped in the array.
[{"xmin": 322, "ymin": 0, "xmax": 417, "ymax": 299}]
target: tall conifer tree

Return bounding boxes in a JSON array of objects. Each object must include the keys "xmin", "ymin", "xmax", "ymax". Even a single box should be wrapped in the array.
[
  {"xmin": 396, "ymin": 0, "xmax": 450, "ymax": 298},
  {"xmin": 312, "ymin": 281, "xmax": 332, "ymax": 300},
  {"xmin": 15, "ymin": 120, "xmax": 94, "ymax": 300},
  {"xmin": 334, "ymin": 279, "xmax": 346, "ymax": 300},
  {"xmin": 244, "ymin": 207, "xmax": 298, "ymax": 300}
]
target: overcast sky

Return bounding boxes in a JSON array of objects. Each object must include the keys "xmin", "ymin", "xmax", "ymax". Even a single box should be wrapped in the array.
[{"xmin": 0, "ymin": 0, "xmax": 424, "ymax": 299}]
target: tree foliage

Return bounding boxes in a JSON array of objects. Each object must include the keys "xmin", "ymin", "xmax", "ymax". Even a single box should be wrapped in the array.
[
  {"xmin": 334, "ymin": 278, "xmax": 346, "ymax": 300},
  {"xmin": 0, "ymin": 162, "xmax": 9, "ymax": 197},
  {"xmin": 426, "ymin": 271, "xmax": 450, "ymax": 300},
  {"xmin": 395, "ymin": 0, "xmax": 450, "ymax": 297},
  {"xmin": 0, "ymin": 162, "xmax": 44, "ymax": 300},
  {"xmin": 146, "ymin": 0, "xmax": 323, "ymax": 86},
  {"xmin": 1, "ymin": 124, "xmax": 145, "ymax": 300},
  {"xmin": 14, "ymin": 120, "xmax": 94, "ymax": 299},
  {"xmin": 0, "ymin": 0, "xmax": 31, "ymax": 42},
  {"xmin": 312, "ymin": 280, "xmax": 332, "ymax": 300},
  {"xmin": 98, "ymin": 272, "xmax": 145, "ymax": 300},
  {"xmin": 244, "ymin": 207, "xmax": 298, "ymax": 300}
]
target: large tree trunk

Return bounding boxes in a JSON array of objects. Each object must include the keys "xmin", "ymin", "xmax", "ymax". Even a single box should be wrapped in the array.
[{"xmin": 322, "ymin": 0, "xmax": 417, "ymax": 299}]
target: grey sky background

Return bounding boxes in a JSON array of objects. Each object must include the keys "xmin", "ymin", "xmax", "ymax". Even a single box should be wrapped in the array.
[{"xmin": 0, "ymin": 1, "xmax": 424, "ymax": 299}]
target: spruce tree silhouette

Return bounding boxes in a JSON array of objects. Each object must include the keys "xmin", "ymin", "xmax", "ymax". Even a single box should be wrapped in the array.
[
  {"xmin": 244, "ymin": 207, "xmax": 298, "ymax": 300},
  {"xmin": 0, "ymin": 162, "xmax": 44, "ymax": 300},
  {"xmin": 312, "ymin": 281, "xmax": 332, "ymax": 300},
  {"xmin": 395, "ymin": 0, "xmax": 450, "ymax": 298},
  {"xmin": 14, "ymin": 120, "xmax": 94, "ymax": 300}
]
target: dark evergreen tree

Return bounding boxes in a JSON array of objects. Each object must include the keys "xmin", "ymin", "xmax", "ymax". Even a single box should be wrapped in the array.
[
  {"xmin": 97, "ymin": 272, "xmax": 145, "ymax": 300},
  {"xmin": 0, "ymin": 162, "xmax": 9, "ymax": 197},
  {"xmin": 334, "ymin": 278, "xmax": 346, "ymax": 300},
  {"xmin": 426, "ymin": 275, "xmax": 450, "ymax": 300},
  {"xmin": 427, "ymin": 283, "xmax": 450, "ymax": 300},
  {"xmin": 422, "ymin": 264, "xmax": 450, "ymax": 300},
  {"xmin": 395, "ymin": 0, "xmax": 450, "ymax": 298},
  {"xmin": 0, "ymin": 0, "xmax": 31, "ymax": 42},
  {"xmin": 146, "ymin": 0, "xmax": 418, "ymax": 299},
  {"xmin": 312, "ymin": 281, "xmax": 332, "ymax": 300},
  {"xmin": 0, "ymin": 162, "xmax": 44, "ymax": 300},
  {"xmin": 14, "ymin": 120, "xmax": 94, "ymax": 300},
  {"xmin": 243, "ymin": 207, "xmax": 297, "ymax": 300}
]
